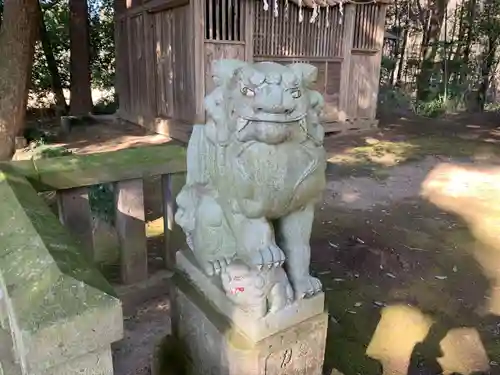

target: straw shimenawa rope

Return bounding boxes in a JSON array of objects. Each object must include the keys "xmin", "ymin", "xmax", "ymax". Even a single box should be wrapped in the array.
[
  {"xmin": 261, "ymin": 0, "xmax": 378, "ymax": 24},
  {"xmin": 262, "ymin": 0, "xmax": 344, "ymax": 24}
]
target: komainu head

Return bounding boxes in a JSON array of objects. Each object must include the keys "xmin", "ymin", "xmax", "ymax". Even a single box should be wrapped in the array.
[{"xmin": 204, "ymin": 59, "xmax": 324, "ymax": 146}]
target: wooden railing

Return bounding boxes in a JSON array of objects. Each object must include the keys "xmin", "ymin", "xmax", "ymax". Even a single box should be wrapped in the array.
[{"xmin": 0, "ymin": 143, "xmax": 187, "ymax": 374}]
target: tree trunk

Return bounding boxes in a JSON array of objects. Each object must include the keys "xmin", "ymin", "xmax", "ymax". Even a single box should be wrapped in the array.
[
  {"xmin": 389, "ymin": 0, "xmax": 400, "ymax": 85},
  {"xmin": 0, "ymin": 1, "xmax": 4, "ymax": 29},
  {"xmin": 0, "ymin": 0, "xmax": 39, "ymax": 160},
  {"xmin": 416, "ymin": 0, "xmax": 447, "ymax": 101},
  {"xmin": 461, "ymin": 0, "xmax": 477, "ymax": 83},
  {"xmin": 38, "ymin": 1, "xmax": 67, "ymax": 116},
  {"xmin": 477, "ymin": 36, "xmax": 498, "ymax": 111},
  {"xmin": 69, "ymin": 0, "xmax": 93, "ymax": 116},
  {"xmin": 396, "ymin": 27, "xmax": 408, "ymax": 86}
]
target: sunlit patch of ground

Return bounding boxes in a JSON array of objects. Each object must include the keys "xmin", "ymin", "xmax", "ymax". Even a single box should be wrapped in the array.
[
  {"xmin": 325, "ymin": 134, "xmax": 500, "ymax": 180},
  {"xmin": 146, "ymin": 217, "xmax": 165, "ymax": 238},
  {"xmin": 328, "ymin": 139, "xmax": 418, "ymax": 168}
]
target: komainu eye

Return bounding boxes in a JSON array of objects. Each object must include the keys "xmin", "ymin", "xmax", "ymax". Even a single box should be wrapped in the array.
[
  {"xmin": 290, "ymin": 88, "xmax": 302, "ymax": 98},
  {"xmin": 241, "ymin": 87, "xmax": 255, "ymax": 97}
]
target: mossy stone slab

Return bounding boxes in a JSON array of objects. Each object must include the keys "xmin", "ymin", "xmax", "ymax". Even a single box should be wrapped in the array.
[
  {"xmin": 0, "ymin": 171, "xmax": 122, "ymax": 373},
  {"xmin": 0, "ymin": 143, "xmax": 187, "ymax": 191}
]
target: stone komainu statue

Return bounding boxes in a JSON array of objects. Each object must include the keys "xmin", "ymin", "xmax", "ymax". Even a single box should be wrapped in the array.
[{"xmin": 175, "ymin": 59, "xmax": 326, "ymax": 317}]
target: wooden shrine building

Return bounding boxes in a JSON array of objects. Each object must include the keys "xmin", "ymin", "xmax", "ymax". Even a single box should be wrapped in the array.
[{"xmin": 114, "ymin": 0, "xmax": 390, "ymax": 141}]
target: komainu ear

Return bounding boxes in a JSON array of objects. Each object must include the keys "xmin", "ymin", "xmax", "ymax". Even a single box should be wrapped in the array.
[
  {"xmin": 288, "ymin": 63, "xmax": 318, "ymax": 88},
  {"xmin": 211, "ymin": 59, "xmax": 248, "ymax": 87},
  {"xmin": 309, "ymin": 90, "xmax": 324, "ymax": 112}
]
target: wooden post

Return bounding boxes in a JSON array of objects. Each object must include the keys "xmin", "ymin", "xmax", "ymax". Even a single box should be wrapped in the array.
[
  {"xmin": 370, "ymin": 4, "xmax": 388, "ymax": 119},
  {"xmin": 161, "ymin": 173, "xmax": 186, "ymax": 270},
  {"xmin": 115, "ymin": 179, "xmax": 148, "ymax": 284},
  {"xmin": 60, "ymin": 116, "xmax": 71, "ymax": 135},
  {"xmin": 338, "ymin": 4, "xmax": 356, "ymax": 123},
  {"xmin": 143, "ymin": 10, "xmax": 157, "ymax": 123},
  {"xmin": 161, "ymin": 172, "xmax": 185, "ymax": 339},
  {"xmin": 161, "ymin": 173, "xmax": 175, "ymax": 269},
  {"xmin": 191, "ymin": 0, "xmax": 206, "ymax": 124},
  {"xmin": 57, "ymin": 187, "xmax": 94, "ymax": 260},
  {"xmin": 114, "ymin": 17, "xmax": 124, "ymax": 118},
  {"xmin": 14, "ymin": 137, "xmax": 27, "ymax": 150},
  {"xmin": 244, "ymin": 0, "xmax": 254, "ymax": 61}
]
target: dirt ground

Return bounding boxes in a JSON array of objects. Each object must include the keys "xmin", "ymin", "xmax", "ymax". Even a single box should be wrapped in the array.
[
  {"xmin": 318, "ymin": 113, "xmax": 500, "ymax": 375},
  {"xmin": 29, "ymin": 114, "xmax": 500, "ymax": 375}
]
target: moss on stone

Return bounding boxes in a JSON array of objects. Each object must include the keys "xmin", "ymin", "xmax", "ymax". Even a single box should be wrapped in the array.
[
  {"xmin": 0, "ymin": 171, "xmax": 118, "ymax": 332},
  {"xmin": 0, "ymin": 143, "xmax": 187, "ymax": 191}
]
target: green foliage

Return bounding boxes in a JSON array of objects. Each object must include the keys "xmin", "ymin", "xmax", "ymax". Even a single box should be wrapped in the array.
[
  {"xmin": 23, "ymin": 126, "xmax": 57, "ymax": 145},
  {"xmin": 88, "ymin": 183, "xmax": 115, "ymax": 225},
  {"xmin": 37, "ymin": 144, "xmax": 73, "ymax": 158},
  {"xmin": 484, "ymin": 102, "xmax": 500, "ymax": 111},
  {"xmin": 31, "ymin": 0, "xmax": 115, "ymax": 105},
  {"xmin": 88, "ymin": 0, "xmax": 115, "ymax": 89},
  {"xmin": 383, "ymin": 0, "xmax": 500, "ymax": 116},
  {"xmin": 93, "ymin": 92, "xmax": 118, "ymax": 114},
  {"xmin": 380, "ymin": 56, "xmax": 397, "ymax": 86},
  {"xmin": 377, "ymin": 86, "xmax": 416, "ymax": 117},
  {"xmin": 32, "ymin": 1, "xmax": 70, "ymax": 92},
  {"xmin": 416, "ymin": 96, "xmax": 448, "ymax": 118}
]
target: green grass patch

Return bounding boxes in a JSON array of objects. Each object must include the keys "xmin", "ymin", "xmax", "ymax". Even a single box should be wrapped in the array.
[{"xmin": 327, "ymin": 135, "xmax": 500, "ymax": 179}]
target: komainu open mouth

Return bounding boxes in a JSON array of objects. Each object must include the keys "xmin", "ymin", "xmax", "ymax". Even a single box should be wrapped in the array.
[{"xmin": 241, "ymin": 113, "xmax": 306, "ymax": 124}]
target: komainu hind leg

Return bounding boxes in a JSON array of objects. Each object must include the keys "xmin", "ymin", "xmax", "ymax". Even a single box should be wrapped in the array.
[{"xmin": 277, "ymin": 204, "xmax": 322, "ymax": 299}]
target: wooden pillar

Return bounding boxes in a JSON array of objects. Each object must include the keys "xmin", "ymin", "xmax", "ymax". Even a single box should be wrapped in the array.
[
  {"xmin": 161, "ymin": 173, "xmax": 176, "ymax": 269},
  {"xmin": 161, "ymin": 173, "xmax": 186, "ymax": 270},
  {"xmin": 161, "ymin": 172, "xmax": 186, "ymax": 338},
  {"xmin": 113, "ymin": 17, "xmax": 123, "ymax": 117},
  {"xmin": 57, "ymin": 187, "xmax": 95, "ymax": 260},
  {"xmin": 126, "ymin": 15, "xmax": 134, "ymax": 118},
  {"xmin": 115, "ymin": 179, "xmax": 148, "ymax": 284},
  {"xmin": 338, "ymin": 4, "xmax": 356, "ymax": 123},
  {"xmin": 370, "ymin": 4, "xmax": 388, "ymax": 119},
  {"xmin": 191, "ymin": 0, "xmax": 206, "ymax": 124},
  {"xmin": 143, "ymin": 9, "xmax": 157, "ymax": 123},
  {"xmin": 114, "ymin": 0, "xmax": 126, "ymax": 14},
  {"xmin": 244, "ymin": 0, "xmax": 254, "ymax": 61}
]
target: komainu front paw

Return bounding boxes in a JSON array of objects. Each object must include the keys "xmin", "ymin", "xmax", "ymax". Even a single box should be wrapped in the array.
[
  {"xmin": 203, "ymin": 257, "xmax": 233, "ymax": 276},
  {"xmin": 249, "ymin": 244, "xmax": 286, "ymax": 270},
  {"xmin": 293, "ymin": 276, "xmax": 322, "ymax": 299}
]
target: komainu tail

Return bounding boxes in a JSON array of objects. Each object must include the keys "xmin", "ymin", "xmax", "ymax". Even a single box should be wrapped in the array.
[{"xmin": 185, "ymin": 124, "xmax": 214, "ymax": 187}]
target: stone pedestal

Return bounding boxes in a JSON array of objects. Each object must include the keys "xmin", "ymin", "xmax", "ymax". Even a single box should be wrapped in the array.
[{"xmin": 172, "ymin": 253, "xmax": 328, "ymax": 375}]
